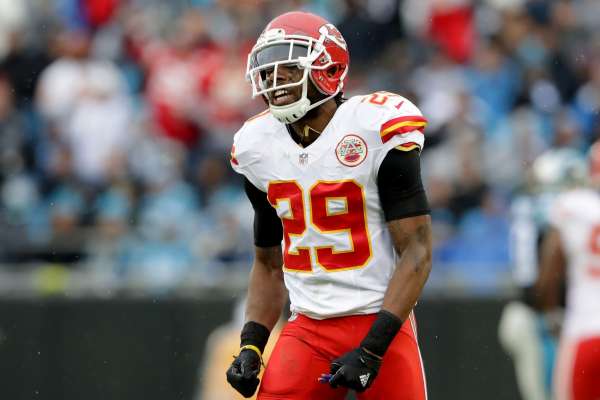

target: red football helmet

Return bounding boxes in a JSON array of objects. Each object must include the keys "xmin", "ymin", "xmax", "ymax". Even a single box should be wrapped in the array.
[{"xmin": 246, "ymin": 12, "xmax": 349, "ymax": 123}]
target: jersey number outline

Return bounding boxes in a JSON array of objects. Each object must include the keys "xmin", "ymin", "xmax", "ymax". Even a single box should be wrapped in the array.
[
  {"xmin": 362, "ymin": 91, "xmax": 404, "ymax": 109},
  {"xmin": 267, "ymin": 180, "xmax": 372, "ymax": 272}
]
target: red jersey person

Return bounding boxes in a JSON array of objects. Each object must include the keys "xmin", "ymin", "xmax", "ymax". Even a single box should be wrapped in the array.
[
  {"xmin": 226, "ymin": 11, "xmax": 432, "ymax": 399},
  {"xmin": 537, "ymin": 143, "xmax": 600, "ymax": 400}
]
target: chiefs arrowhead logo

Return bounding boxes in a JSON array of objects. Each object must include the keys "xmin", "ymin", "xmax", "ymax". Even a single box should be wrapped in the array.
[
  {"xmin": 336, "ymin": 134, "xmax": 368, "ymax": 167},
  {"xmin": 319, "ymin": 24, "xmax": 347, "ymax": 50}
]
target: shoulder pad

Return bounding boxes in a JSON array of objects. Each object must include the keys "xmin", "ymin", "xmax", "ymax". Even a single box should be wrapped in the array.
[
  {"xmin": 547, "ymin": 189, "xmax": 598, "ymax": 228},
  {"xmin": 231, "ymin": 110, "xmax": 274, "ymax": 171}
]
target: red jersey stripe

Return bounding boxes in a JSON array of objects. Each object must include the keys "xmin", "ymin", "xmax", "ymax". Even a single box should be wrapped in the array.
[
  {"xmin": 381, "ymin": 115, "xmax": 427, "ymax": 133},
  {"xmin": 381, "ymin": 124, "xmax": 426, "ymax": 143}
]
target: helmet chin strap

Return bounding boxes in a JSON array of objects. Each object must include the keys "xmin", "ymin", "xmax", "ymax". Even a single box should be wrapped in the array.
[{"xmin": 269, "ymin": 76, "xmax": 340, "ymax": 124}]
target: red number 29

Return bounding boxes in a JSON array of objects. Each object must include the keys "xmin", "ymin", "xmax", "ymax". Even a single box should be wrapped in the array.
[{"xmin": 267, "ymin": 180, "xmax": 372, "ymax": 272}]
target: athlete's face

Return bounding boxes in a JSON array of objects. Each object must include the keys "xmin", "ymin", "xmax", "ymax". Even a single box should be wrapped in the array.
[{"xmin": 263, "ymin": 65, "xmax": 320, "ymax": 107}]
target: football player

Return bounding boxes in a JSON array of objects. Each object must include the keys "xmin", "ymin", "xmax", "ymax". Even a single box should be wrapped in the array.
[
  {"xmin": 536, "ymin": 143, "xmax": 600, "ymax": 400},
  {"xmin": 498, "ymin": 148, "xmax": 587, "ymax": 400},
  {"xmin": 225, "ymin": 11, "xmax": 431, "ymax": 399}
]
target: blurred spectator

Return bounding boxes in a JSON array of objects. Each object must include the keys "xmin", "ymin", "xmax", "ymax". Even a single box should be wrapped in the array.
[
  {"xmin": 119, "ymin": 137, "xmax": 200, "ymax": 292},
  {"xmin": 126, "ymin": 9, "xmax": 225, "ymax": 148},
  {"xmin": 0, "ymin": 29, "xmax": 50, "ymax": 108},
  {"xmin": 55, "ymin": 0, "xmax": 119, "ymax": 31},
  {"xmin": 435, "ymin": 188, "xmax": 511, "ymax": 290},
  {"xmin": 0, "ymin": 0, "xmax": 26, "ymax": 60},
  {"xmin": 41, "ymin": 144, "xmax": 88, "ymax": 262},
  {"xmin": 337, "ymin": 0, "xmax": 403, "ymax": 70},
  {"xmin": 191, "ymin": 154, "xmax": 253, "ymax": 267},
  {"xmin": 411, "ymin": 48, "xmax": 467, "ymax": 141},
  {"xmin": 36, "ymin": 29, "xmax": 133, "ymax": 185},
  {"xmin": 83, "ymin": 154, "xmax": 134, "ymax": 278},
  {"xmin": 0, "ymin": 76, "xmax": 31, "ymax": 179},
  {"xmin": 572, "ymin": 54, "xmax": 600, "ymax": 142},
  {"xmin": 0, "ymin": 74, "xmax": 42, "ymax": 260},
  {"xmin": 464, "ymin": 36, "xmax": 522, "ymax": 135},
  {"xmin": 427, "ymin": 0, "xmax": 476, "ymax": 63},
  {"xmin": 402, "ymin": 0, "xmax": 475, "ymax": 63}
]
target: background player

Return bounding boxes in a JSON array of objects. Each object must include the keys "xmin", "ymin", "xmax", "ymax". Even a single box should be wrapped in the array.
[
  {"xmin": 536, "ymin": 142, "xmax": 600, "ymax": 400},
  {"xmin": 225, "ymin": 11, "xmax": 432, "ymax": 400},
  {"xmin": 498, "ymin": 148, "xmax": 587, "ymax": 400}
]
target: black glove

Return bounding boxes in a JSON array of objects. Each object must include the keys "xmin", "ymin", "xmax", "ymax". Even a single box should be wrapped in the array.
[
  {"xmin": 226, "ymin": 348, "xmax": 262, "ymax": 398},
  {"xmin": 226, "ymin": 321, "xmax": 270, "ymax": 398},
  {"xmin": 328, "ymin": 347, "xmax": 382, "ymax": 392},
  {"xmin": 323, "ymin": 311, "xmax": 403, "ymax": 392}
]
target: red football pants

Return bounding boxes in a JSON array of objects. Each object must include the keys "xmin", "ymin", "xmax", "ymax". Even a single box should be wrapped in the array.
[
  {"xmin": 257, "ymin": 312, "xmax": 427, "ymax": 400},
  {"xmin": 555, "ymin": 336, "xmax": 600, "ymax": 400}
]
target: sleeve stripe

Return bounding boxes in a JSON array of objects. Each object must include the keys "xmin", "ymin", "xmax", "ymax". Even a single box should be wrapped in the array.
[
  {"xmin": 381, "ymin": 122, "xmax": 427, "ymax": 143},
  {"xmin": 381, "ymin": 119, "xmax": 427, "ymax": 137},
  {"xmin": 381, "ymin": 121, "xmax": 427, "ymax": 137},
  {"xmin": 381, "ymin": 115, "xmax": 427, "ymax": 133},
  {"xmin": 394, "ymin": 142, "xmax": 420, "ymax": 151}
]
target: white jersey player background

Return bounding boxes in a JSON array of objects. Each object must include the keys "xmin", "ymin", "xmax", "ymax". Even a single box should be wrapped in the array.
[
  {"xmin": 547, "ymin": 188, "xmax": 600, "ymax": 340},
  {"xmin": 499, "ymin": 148, "xmax": 589, "ymax": 400},
  {"xmin": 231, "ymin": 92, "xmax": 426, "ymax": 319}
]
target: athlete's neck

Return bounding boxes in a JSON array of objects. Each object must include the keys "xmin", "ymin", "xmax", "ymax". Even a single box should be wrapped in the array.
[{"xmin": 289, "ymin": 98, "xmax": 338, "ymax": 147}]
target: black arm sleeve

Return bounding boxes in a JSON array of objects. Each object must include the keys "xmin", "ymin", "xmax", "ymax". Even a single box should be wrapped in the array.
[
  {"xmin": 377, "ymin": 149, "xmax": 430, "ymax": 222},
  {"xmin": 243, "ymin": 178, "xmax": 283, "ymax": 247}
]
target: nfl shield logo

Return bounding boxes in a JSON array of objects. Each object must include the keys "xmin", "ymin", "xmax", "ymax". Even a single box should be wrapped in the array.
[{"xmin": 299, "ymin": 152, "xmax": 309, "ymax": 165}]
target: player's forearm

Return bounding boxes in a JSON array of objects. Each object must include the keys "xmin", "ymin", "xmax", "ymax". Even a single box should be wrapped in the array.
[
  {"xmin": 245, "ymin": 248, "xmax": 287, "ymax": 331},
  {"xmin": 356, "ymin": 220, "xmax": 431, "ymax": 359},
  {"xmin": 355, "ymin": 218, "xmax": 431, "ymax": 359},
  {"xmin": 536, "ymin": 275, "xmax": 562, "ymax": 312},
  {"xmin": 535, "ymin": 228, "xmax": 566, "ymax": 312},
  {"xmin": 382, "ymin": 218, "xmax": 432, "ymax": 321},
  {"xmin": 382, "ymin": 237, "xmax": 432, "ymax": 321}
]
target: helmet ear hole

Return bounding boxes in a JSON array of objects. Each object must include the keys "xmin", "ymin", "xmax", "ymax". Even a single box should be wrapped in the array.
[{"xmin": 326, "ymin": 65, "xmax": 339, "ymax": 78}]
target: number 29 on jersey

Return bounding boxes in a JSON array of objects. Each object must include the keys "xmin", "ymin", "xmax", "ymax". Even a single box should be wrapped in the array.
[{"xmin": 267, "ymin": 180, "xmax": 373, "ymax": 273}]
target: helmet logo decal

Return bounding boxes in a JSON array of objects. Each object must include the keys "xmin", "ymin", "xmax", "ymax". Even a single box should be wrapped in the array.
[
  {"xmin": 336, "ymin": 135, "xmax": 368, "ymax": 167},
  {"xmin": 319, "ymin": 24, "xmax": 347, "ymax": 50},
  {"xmin": 261, "ymin": 28, "xmax": 286, "ymax": 41}
]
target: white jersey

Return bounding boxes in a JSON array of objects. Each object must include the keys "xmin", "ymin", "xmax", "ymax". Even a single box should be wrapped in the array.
[
  {"xmin": 548, "ymin": 188, "xmax": 600, "ymax": 339},
  {"xmin": 231, "ymin": 93, "xmax": 426, "ymax": 319}
]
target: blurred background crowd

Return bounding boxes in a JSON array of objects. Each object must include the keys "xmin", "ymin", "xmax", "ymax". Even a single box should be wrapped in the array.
[{"xmin": 1, "ymin": 0, "xmax": 599, "ymax": 297}]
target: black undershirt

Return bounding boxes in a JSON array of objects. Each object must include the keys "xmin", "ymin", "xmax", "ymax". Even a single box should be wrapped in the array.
[
  {"xmin": 244, "ymin": 149, "xmax": 430, "ymax": 248},
  {"xmin": 377, "ymin": 149, "xmax": 430, "ymax": 221},
  {"xmin": 244, "ymin": 178, "xmax": 284, "ymax": 247}
]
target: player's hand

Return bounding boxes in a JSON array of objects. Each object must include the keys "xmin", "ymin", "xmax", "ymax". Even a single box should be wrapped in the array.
[
  {"xmin": 326, "ymin": 347, "xmax": 382, "ymax": 392},
  {"xmin": 226, "ymin": 349, "xmax": 262, "ymax": 398}
]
